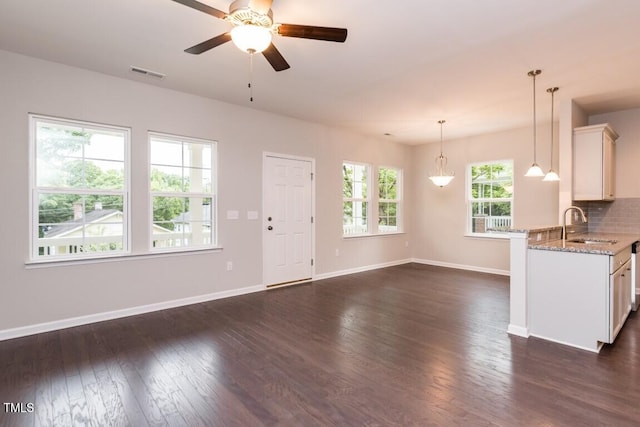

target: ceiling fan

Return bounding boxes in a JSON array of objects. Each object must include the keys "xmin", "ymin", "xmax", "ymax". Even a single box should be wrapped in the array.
[{"xmin": 171, "ymin": 0, "xmax": 348, "ymax": 71}]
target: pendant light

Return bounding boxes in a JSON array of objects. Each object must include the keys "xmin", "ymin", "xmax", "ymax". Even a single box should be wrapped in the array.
[
  {"xmin": 525, "ymin": 69, "xmax": 544, "ymax": 177},
  {"xmin": 543, "ymin": 86, "xmax": 560, "ymax": 182},
  {"xmin": 429, "ymin": 120, "xmax": 455, "ymax": 187}
]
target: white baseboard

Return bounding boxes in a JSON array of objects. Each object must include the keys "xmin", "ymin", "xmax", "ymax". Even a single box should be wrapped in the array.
[
  {"xmin": 507, "ymin": 324, "xmax": 530, "ymax": 337},
  {"xmin": 0, "ymin": 284, "xmax": 264, "ymax": 342},
  {"xmin": 1, "ymin": 259, "xmax": 509, "ymax": 341},
  {"xmin": 411, "ymin": 258, "xmax": 510, "ymax": 277},
  {"xmin": 314, "ymin": 259, "xmax": 413, "ymax": 281},
  {"xmin": 528, "ymin": 333, "xmax": 602, "ymax": 353}
]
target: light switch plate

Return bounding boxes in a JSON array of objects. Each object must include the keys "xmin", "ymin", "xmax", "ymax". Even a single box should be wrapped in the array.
[
  {"xmin": 247, "ymin": 211, "xmax": 259, "ymax": 220},
  {"xmin": 226, "ymin": 210, "xmax": 239, "ymax": 220}
]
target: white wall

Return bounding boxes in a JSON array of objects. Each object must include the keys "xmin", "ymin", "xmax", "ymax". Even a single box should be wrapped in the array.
[
  {"xmin": 411, "ymin": 125, "xmax": 559, "ymax": 273},
  {"xmin": 1, "ymin": 49, "xmax": 580, "ymax": 336},
  {"xmin": 0, "ymin": 50, "xmax": 412, "ymax": 334}
]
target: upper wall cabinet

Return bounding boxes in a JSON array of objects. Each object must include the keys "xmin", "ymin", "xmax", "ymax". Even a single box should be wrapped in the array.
[{"xmin": 573, "ymin": 123, "xmax": 619, "ymax": 201}]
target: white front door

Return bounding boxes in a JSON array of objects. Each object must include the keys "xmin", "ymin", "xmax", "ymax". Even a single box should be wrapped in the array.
[{"xmin": 263, "ymin": 154, "xmax": 314, "ymax": 287}]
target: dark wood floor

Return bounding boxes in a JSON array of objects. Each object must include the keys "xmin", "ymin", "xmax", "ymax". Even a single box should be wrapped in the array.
[{"xmin": 1, "ymin": 263, "xmax": 640, "ymax": 426}]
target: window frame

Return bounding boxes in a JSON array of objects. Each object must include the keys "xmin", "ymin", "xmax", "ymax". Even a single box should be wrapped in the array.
[
  {"xmin": 342, "ymin": 161, "xmax": 371, "ymax": 236},
  {"xmin": 466, "ymin": 159, "xmax": 514, "ymax": 237},
  {"xmin": 29, "ymin": 114, "xmax": 131, "ymax": 261},
  {"xmin": 148, "ymin": 132, "xmax": 218, "ymax": 252},
  {"xmin": 377, "ymin": 165, "xmax": 403, "ymax": 234}
]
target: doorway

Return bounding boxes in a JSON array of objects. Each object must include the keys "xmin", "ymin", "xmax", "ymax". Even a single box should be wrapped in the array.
[{"xmin": 263, "ymin": 153, "xmax": 314, "ymax": 287}]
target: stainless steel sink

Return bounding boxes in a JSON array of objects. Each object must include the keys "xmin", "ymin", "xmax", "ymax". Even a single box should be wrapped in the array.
[{"xmin": 568, "ymin": 238, "xmax": 618, "ymax": 245}]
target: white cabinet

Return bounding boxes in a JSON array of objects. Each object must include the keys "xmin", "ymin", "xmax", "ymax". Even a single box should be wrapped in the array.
[
  {"xmin": 573, "ymin": 123, "xmax": 618, "ymax": 201},
  {"xmin": 528, "ymin": 245, "xmax": 632, "ymax": 352},
  {"xmin": 609, "ymin": 258, "xmax": 632, "ymax": 342}
]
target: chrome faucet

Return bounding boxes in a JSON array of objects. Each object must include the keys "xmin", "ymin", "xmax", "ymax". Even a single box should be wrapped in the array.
[{"xmin": 562, "ymin": 206, "xmax": 587, "ymax": 240}]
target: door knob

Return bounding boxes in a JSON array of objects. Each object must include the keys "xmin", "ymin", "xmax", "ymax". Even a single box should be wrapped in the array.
[{"xmin": 267, "ymin": 226, "xmax": 273, "ymax": 231}]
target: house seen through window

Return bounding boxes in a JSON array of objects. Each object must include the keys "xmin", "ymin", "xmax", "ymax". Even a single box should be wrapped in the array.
[
  {"xmin": 149, "ymin": 133, "xmax": 217, "ymax": 250},
  {"xmin": 31, "ymin": 115, "xmax": 129, "ymax": 260},
  {"xmin": 468, "ymin": 160, "xmax": 513, "ymax": 234}
]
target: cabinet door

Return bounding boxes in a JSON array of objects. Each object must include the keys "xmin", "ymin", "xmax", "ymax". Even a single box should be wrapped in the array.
[
  {"xmin": 603, "ymin": 134, "xmax": 615, "ymax": 200},
  {"xmin": 573, "ymin": 130, "xmax": 604, "ymax": 200},
  {"xmin": 609, "ymin": 259, "xmax": 632, "ymax": 342},
  {"xmin": 573, "ymin": 124, "xmax": 617, "ymax": 201}
]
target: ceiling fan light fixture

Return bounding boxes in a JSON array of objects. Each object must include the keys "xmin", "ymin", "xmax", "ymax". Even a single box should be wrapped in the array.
[{"xmin": 231, "ymin": 24, "xmax": 273, "ymax": 53}]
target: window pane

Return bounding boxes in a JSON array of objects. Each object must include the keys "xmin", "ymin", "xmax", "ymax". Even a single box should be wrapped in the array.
[
  {"xmin": 153, "ymin": 196, "xmax": 185, "ymax": 231},
  {"xmin": 490, "ymin": 201, "xmax": 511, "ymax": 217},
  {"xmin": 492, "ymin": 181, "xmax": 513, "ymax": 198},
  {"xmin": 183, "ymin": 142, "xmax": 211, "ymax": 169},
  {"xmin": 32, "ymin": 116, "xmax": 129, "ymax": 260},
  {"xmin": 379, "ymin": 167, "xmax": 398, "ymax": 199},
  {"xmin": 150, "ymin": 134, "xmax": 217, "ymax": 251},
  {"xmin": 151, "ymin": 165, "xmax": 184, "ymax": 192},
  {"xmin": 37, "ymin": 194, "xmax": 124, "ymax": 257},
  {"xmin": 150, "ymin": 139, "xmax": 182, "ymax": 166},
  {"xmin": 83, "ymin": 160, "xmax": 125, "ymax": 190},
  {"xmin": 468, "ymin": 160, "xmax": 513, "ymax": 234},
  {"xmin": 343, "ymin": 201, "xmax": 367, "ymax": 235},
  {"xmin": 343, "ymin": 165, "xmax": 353, "ymax": 198},
  {"xmin": 36, "ymin": 122, "xmax": 125, "ymax": 190},
  {"xmin": 353, "ymin": 165, "xmax": 367, "ymax": 199},
  {"xmin": 84, "ymin": 132, "xmax": 125, "ymax": 162},
  {"xmin": 343, "ymin": 162, "xmax": 371, "ymax": 235},
  {"xmin": 343, "ymin": 201, "xmax": 353, "ymax": 225},
  {"xmin": 183, "ymin": 166, "xmax": 212, "ymax": 193}
]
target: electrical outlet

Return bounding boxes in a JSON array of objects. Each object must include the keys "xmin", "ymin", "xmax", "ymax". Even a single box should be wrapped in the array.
[
  {"xmin": 536, "ymin": 233, "xmax": 542, "ymax": 241},
  {"xmin": 335, "ymin": 248, "xmax": 340, "ymax": 257},
  {"xmin": 405, "ymin": 241, "xmax": 409, "ymax": 247},
  {"xmin": 226, "ymin": 261, "xmax": 233, "ymax": 271}
]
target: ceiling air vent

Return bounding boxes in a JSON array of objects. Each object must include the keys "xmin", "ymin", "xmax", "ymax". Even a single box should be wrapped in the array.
[{"xmin": 130, "ymin": 66, "xmax": 165, "ymax": 79}]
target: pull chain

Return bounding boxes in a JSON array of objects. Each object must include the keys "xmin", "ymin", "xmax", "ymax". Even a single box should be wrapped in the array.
[{"xmin": 248, "ymin": 51, "xmax": 255, "ymax": 102}]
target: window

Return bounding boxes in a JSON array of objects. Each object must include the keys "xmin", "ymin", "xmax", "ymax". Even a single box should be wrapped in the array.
[
  {"xmin": 468, "ymin": 160, "xmax": 513, "ymax": 234},
  {"xmin": 149, "ymin": 133, "xmax": 217, "ymax": 250},
  {"xmin": 31, "ymin": 115, "xmax": 130, "ymax": 260},
  {"xmin": 343, "ymin": 162, "xmax": 370, "ymax": 235},
  {"xmin": 378, "ymin": 166, "xmax": 402, "ymax": 233}
]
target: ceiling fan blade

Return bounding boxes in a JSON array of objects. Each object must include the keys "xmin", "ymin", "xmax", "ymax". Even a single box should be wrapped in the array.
[
  {"xmin": 276, "ymin": 24, "xmax": 347, "ymax": 43},
  {"xmin": 185, "ymin": 33, "xmax": 232, "ymax": 54},
  {"xmin": 170, "ymin": 0, "xmax": 227, "ymax": 20},
  {"xmin": 262, "ymin": 43, "xmax": 290, "ymax": 72}
]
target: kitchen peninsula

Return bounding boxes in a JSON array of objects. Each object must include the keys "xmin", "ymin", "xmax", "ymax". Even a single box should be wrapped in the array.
[{"xmin": 508, "ymin": 226, "xmax": 639, "ymax": 352}]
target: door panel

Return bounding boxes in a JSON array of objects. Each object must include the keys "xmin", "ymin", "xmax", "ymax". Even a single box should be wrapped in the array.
[{"xmin": 263, "ymin": 155, "xmax": 313, "ymax": 287}]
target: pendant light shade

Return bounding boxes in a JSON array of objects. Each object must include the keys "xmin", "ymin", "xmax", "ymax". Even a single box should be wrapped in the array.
[
  {"xmin": 429, "ymin": 120, "xmax": 455, "ymax": 187},
  {"xmin": 543, "ymin": 86, "xmax": 560, "ymax": 182},
  {"xmin": 525, "ymin": 69, "xmax": 545, "ymax": 177}
]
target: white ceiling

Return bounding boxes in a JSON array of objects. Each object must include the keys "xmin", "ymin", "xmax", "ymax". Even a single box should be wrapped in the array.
[{"xmin": 2, "ymin": 0, "xmax": 640, "ymax": 144}]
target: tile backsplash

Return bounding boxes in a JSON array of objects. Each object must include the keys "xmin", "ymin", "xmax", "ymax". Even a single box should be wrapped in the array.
[{"xmin": 574, "ymin": 198, "xmax": 640, "ymax": 234}]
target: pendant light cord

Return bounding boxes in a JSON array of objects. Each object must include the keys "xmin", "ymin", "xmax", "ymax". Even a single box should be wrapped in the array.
[
  {"xmin": 438, "ymin": 120, "xmax": 445, "ymax": 157},
  {"xmin": 531, "ymin": 71, "xmax": 537, "ymax": 162},
  {"xmin": 547, "ymin": 87, "xmax": 558, "ymax": 168}
]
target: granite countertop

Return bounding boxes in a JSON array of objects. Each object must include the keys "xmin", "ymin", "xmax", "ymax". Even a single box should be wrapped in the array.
[{"xmin": 528, "ymin": 233, "xmax": 640, "ymax": 255}]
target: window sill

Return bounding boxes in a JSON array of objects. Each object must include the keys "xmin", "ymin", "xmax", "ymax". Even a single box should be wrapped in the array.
[
  {"xmin": 464, "ymin": 232, "xmax": 510, "ymax": 240},
  {"xmin": 25, "ymin": 247, "xmax": 223, "ymax": 269},
  {"xmin": 343, "ymin": 232, "xmax": 405, "ymax": 239}
]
